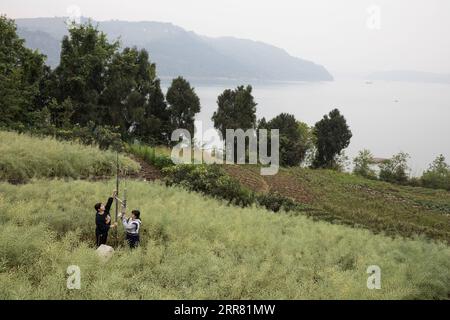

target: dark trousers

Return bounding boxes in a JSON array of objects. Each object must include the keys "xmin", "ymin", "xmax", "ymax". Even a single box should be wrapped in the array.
[
  {"xmin": 96, "ymin": 231, "xmax": 108, "ymax": 247},
  {"xmin": 126, "ymin": 233, "xmax": 140, "ymax": 249}
]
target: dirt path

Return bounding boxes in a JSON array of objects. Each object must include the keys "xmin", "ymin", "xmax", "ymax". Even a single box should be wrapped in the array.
[{"xmin": 127, "ymin": 155, "xmax": 162, "ymax": 181}]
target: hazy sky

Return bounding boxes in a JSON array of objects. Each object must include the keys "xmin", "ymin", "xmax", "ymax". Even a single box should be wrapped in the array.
[{"xmin": 1, "ymin": 0, "xmax": 450, "ymax": 76}]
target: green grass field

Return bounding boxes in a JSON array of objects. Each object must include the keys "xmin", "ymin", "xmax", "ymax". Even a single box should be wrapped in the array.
[
  {"xmin": 0, "ymin": 179, "xmax": 449, "ymax": 299},
  {"xmin": 0, "ymin": 132, "xmax": 449, "ymax": 299},
  {"xmin": 0, "ymin": 131, "xmax": 140, "ymax": 183}
]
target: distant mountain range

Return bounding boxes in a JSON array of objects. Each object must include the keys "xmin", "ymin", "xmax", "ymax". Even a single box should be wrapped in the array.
[
  {"xmin": 15, "ymin": 17, "xmax": 333, "ymax": 82},
  {"xmin": 367, "ymin": 70, "xmax": 450, "ymax": 84}
]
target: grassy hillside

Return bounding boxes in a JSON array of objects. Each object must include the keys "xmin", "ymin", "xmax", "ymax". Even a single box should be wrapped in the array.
[
  {"xmin": 0, "ymin": 131, "xmax": 140, "ymax": 183},
  {"xmin": 0, "ymin": 134, "xmax": 448, "ymax": 299},
  {"xmin": 224, "ymin": 165, "xmax": 450, "ymax": 242},
  {"xmin": 0, "ymin": 179, "xmax": 449, "ymax": 299}
]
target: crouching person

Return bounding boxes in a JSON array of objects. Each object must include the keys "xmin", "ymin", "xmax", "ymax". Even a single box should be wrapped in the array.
[{"xmin": 120, "ymin": 210, "xmax": 141, "ymax": 249}]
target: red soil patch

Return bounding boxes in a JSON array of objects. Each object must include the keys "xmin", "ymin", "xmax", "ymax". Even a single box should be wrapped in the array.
[
  {"xmin": 223, "ymin": 165, "xmax": 314, "ymax": 204},
  {"xmin": 223, "ymin": 165, "xmax": 269, "ymax": 193},
  {"xmin": 263, "ymin": 171, "xmax": 314, "ymax": 204},
  {"xmin": 127, "ymin": 155, "xmax": 162, "ymax": 181}
]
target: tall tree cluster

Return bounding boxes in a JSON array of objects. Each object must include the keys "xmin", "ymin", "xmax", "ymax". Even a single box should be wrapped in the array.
[
  {"xmin": 0, "ymin": 16, "xmax": 47, "ymax": 128},
  {"xmin": 2, "ymin": 15, "xmax": 356, "ymax": 171},
  {"xmin": 0, "ymin": 16, "xmax": 201, "ymax": 146},
  {"xmin": 211, "ymin": 85, "xmax": 353, "ymax": 169}
]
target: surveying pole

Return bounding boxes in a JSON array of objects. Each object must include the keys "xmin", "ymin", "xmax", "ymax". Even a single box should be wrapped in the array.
[{"xmin": 115, "ymin": 152, "xmax": 119, "ymax": 246}]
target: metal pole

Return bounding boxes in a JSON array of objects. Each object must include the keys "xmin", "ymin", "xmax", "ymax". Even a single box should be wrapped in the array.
[{"xmin": 115, "ymin": 152, "xmax": 119, "ymax": 246}]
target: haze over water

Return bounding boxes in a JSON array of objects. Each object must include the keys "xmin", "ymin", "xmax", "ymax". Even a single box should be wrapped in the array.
[{"xmin": 164, "ymin": 79, "xmax": 450, "ymax": 175}]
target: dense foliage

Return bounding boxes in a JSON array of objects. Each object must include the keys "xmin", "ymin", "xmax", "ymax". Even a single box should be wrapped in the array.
[
  {"xmin": 353, "ymin": 149, "xmax": 377, "ymax": 179},
  {"xmin": 166, "ymin": 76, "xmax": 201, "ymax": 140},
  {"xmin": 127, "ymin": 143, "xmax": 174, "ymax": 170},
  {"xmin": 0, "ymin": 17, "xmax": 193, "ymax": 147},
  {"xmin": 0, "ymin": 16, "xmax": 47, "ymax": 128},
  {"xmin": 313, "ymin": 109, "xmax": 352, "ymax": 169},
  {"xmin": 163, "ymin": 164, "xmax": 254, "ymax": 207},
  {"xmin": 212, "ymin": 85, "xmax": 257, "ymax": 139},
  {"xmin": 212, "ymin": 85, "xmax": 257, "ymax": 162},
  {"xmin": 379, "ymin": 152, "xmax": 410, "ymax": 184},
  {"xmin": 421, "ymin": 154, "xmax": 450, "ymax": 191},
  {"xmin": 259, "ymin": 113, "xmax": 311, "ymax": 167}
]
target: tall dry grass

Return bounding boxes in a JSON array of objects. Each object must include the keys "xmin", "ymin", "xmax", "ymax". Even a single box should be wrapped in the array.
[
  {"xmin": 0, "ymin": 179, "xmax": 448, "ymax": 299},
  {"xmin": 0, "ymin": 131, "xmax": 140, "ymax": 182}
]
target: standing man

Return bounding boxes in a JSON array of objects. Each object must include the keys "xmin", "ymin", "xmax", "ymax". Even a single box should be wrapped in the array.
[{"xmin": 94, "ymin": 190, "xmax": 118, "ymax": 247}]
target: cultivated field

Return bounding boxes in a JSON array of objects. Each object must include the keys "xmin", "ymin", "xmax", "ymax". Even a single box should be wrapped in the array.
[{"xmin": 224, "ymin": 165, "xmax": 450, "ymax": 242}]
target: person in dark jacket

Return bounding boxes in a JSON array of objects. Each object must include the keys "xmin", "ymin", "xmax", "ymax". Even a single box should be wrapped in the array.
[{"xmin": 94, "ymin": 190, "xmax": 118, "ymax": 247}]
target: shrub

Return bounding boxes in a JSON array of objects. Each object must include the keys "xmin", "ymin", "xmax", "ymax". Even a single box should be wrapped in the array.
[
  {"xmin": 163, "ymin": 164, "xmax": 254, "ymax": 207},
  {"xmin": 421, "ymin": 155, "xmax": 450, "ymax": 191},
  {"xmin": 162, "ymin": 164, "xmax": 310, "ymax": 213},
  {"xmin": 127, "ymin": 143, "xmax": 174, "ymax": 170},
  {"xmin": 153, "ymin": 154, "xmax": 175, "ymax": 170},
  {"xmin": 379, "ymin": 152, "xmax": 410, "ymax": 184},
  {"xmin": 256, "ymin": 192, "xmax": 301, "ymax": 212},
  {"xmin": 353, "ymin": 149, "xmax": 377, "ymax": 179}
]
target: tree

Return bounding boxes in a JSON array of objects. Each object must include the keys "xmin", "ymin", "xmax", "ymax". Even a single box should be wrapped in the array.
[
  {"xmin": 52, "ymin": 23, "xmax": 169, "ymax": 144},
  {"xmin": 166, "ymin": 76, "xmax": 201, "ymax": 139},
  {"xmin": 312, "ymin": 108, "xmax": 352, "ymax": 169},
  {"xmin": 140, "ymin": 79, "xmax": 171, "ymax": 145},
  {"xmin": 0, "ymin": 15, "xmax": 46, "ymax": 128},
  {"xmin": 52, "ymin": 22, "xmax": 119, "ymax": 125},
  {"xmin": 47, "ymin": 98, "xmax": 74, "ymax": 128},
  {"xmin": 101, "ymin": 47, "xmax": 169, "ymax": 144},
  {"xmin": 421, "ymin": 154, "xmax": 450, "ymax": 190},
  {"xmin": 379, "ymin": 152, "xmax": 410, "ymax": 184},
  {"xmin": 212, "ymin": 85, "xmax": 257, "ymax": 138},
  {"xmin": 260, "ymin": 113, "xmax": 309, "ymax": 166},
  {"xmin": 212, "ymin": 85, "xmax": 257, "ymax": 162},
  {"xmin": 353, "ymin": 149, "xmax": 376, "ymax": 179},
  {"xmin": 297, "ymin": 121, "xmax": 314, "ymax": 149}
]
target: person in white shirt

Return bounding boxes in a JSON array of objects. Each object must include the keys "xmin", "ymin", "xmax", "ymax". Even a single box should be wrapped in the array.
[{"xmin": 119, "ymin": 209, "xmax": 141, "ymax": 248}]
